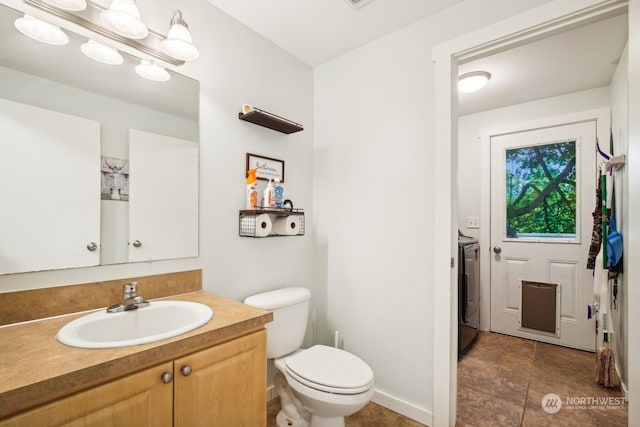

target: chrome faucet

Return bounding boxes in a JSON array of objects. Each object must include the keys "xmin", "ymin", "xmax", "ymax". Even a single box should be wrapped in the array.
[{"xmin": 106, "ymin": 282, "xmax": 150, "ymax": 313}]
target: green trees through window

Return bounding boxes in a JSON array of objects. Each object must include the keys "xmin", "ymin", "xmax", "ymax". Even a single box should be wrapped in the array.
[{"xmin": 505, "ymin": 140, "xmax": 577, "ymax": 238}]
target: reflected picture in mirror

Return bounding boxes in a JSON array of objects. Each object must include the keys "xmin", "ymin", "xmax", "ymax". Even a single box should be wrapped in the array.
[{"xmin": 0, "ymin": 3, "xmax": 199, "ymax": 275}]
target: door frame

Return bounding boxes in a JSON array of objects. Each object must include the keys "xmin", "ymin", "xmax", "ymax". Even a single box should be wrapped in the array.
[
  {"xmin": 479, "ymin": 108, "xmax": 610, "ymax": 337},
  {"xmin": 432, "ymin": 1, "xmax": 636, "ymax": 426}
]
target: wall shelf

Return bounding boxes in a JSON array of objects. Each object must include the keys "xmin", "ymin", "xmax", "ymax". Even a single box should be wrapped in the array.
[
  {"xmin": 239, "ymin": 208, "xmax": 305, "ymax": 237},
  {"xmin": 238, "ymin": 108, "xmax": 303, "ymax": 134}
]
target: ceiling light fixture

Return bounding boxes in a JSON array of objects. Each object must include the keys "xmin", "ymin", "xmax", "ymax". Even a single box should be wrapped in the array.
[
  {"xmin": 458, "ymin": 71, "xmax": 491, "ymax": 93},
  {"xmin": 41, "ymin": 0, "xmax": 86, "ymax": 12},
  {"xmin": 81, "ymin": 39, "xmax": 124, "ymax": 65},
  {"xmin": 160, "ymin": 11, "xmax": 199, "ymax": 61},
  {"xmin": 135, "ymin": 60, "xmax": 170, "ymax": 82},
  {"xmin": 14, "ymin": 14, "xmax": 69, "ymax": 45},
  {"xmin": 100, "ymin": 0, "xmax": 148, "ymax": 40}
]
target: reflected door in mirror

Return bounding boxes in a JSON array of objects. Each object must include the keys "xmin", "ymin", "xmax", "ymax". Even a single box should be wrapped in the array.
[
  {"xmin": 128, "ymin": 129, "xmax": 198, "ymax": 262},
  {"xmin": 0, "ymin": 99, "xmax": 100, "ymax": 274}
]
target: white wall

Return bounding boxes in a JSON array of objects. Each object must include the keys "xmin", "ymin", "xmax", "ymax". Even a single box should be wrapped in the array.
[
  {"xmin": 313, "ymin": 0, "xmax": 553, "ymax": 421},
  {"xmin": 458, "ymin": 87, "xmax": 611, "ymax": 330},
  {"xmin": 610, "ymin": 43, "xmax": 629, "ymax": 394}
]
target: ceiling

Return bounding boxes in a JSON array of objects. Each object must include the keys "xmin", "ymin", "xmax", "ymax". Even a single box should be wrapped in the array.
[
  {"xmin": 0, "ymin": 1, "xmax": 628, "ymax": 120},
  {"xmin": 458, "ymin": 12, "xmax": 628, "ymax": 116},
  {"xmin": 206, "ymin": 0, "xmax": 467, "ymax": 66},
  {"xmin": 208, "ymin": 0, "xmax": 628, "ymax": 117}
]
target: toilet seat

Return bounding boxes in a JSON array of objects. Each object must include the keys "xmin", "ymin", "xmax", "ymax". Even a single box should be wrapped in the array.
[{"xmin": 285, "ymin": 345, "xmax": 374, "ymax": 395}]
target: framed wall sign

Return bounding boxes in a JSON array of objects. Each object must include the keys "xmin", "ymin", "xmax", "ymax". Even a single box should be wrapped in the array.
[{"xmin": 246, "ymin": 153, "xmax": 285, "ymax": 182}]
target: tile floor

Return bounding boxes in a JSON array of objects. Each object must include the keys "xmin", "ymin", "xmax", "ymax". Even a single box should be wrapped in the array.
[
  {"xmin": 267, "ymin": 398, "xmax": 426, "ymax": 427},
  {"xmin": 456, "ymin": 331, "xmax": 628, "ymax": 426},
  {"xmin": 267, "ymin": 332, "xmax": 627, "ymax": 427}
]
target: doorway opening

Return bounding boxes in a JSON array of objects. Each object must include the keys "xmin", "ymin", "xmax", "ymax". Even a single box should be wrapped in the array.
[{"xmin": 432, "ymin": 1, "xmax": 633, "ymax": 425}]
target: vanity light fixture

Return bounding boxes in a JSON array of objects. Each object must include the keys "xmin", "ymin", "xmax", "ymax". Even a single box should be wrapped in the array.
[
  {"xmin": 100, "ymin": 0, "xmax": 148, "ymax": 40},
  {"xmin": 160, "ymin": 11, "xmax": 199, "ymax": 61},
  {"xmin": 23, "ymin": 0, "xmax": 198, "ymax": 66},
  {"xmin": 41, "ymin": 0, "xmax": 86, "ymax": 12},
  {"xmin": 135, "ymin": 59, "xmax": 170, "ymax": 82},
  {"xmin": 81, "ymin": 39, "xmax": 124, "ymax": 65},
  {"xmin": 14, "ymin": 14, "xmax": 69, "ymax": 45},
  {"xmin": 458, "ymin": 71, "xmax": 492, "ymax": 93}
]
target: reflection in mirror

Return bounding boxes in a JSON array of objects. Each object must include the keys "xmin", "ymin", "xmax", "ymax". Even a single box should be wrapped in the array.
[{"xmin": 0, "ymin": 3, "xmax": 199, "ymax": 274}]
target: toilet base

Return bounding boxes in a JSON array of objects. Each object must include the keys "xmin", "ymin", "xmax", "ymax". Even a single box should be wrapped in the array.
[{"xmin": 276, "ymin": 410, "xmax": 346, "ymax": 427}]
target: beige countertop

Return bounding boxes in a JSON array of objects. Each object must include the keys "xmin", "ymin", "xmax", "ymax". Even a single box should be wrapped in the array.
[{"xmin": 0, "ymin": 291, "xmax": 273, "ymax": 419}]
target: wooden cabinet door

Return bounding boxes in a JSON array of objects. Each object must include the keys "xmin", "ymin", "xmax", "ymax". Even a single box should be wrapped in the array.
[
  {"xmin": 0, "ymin": 362, "xmax": 173, "ymax": 427},
  {"xmin": 174, "ymin": 330, "xmax": 267, "ymax": 426}
]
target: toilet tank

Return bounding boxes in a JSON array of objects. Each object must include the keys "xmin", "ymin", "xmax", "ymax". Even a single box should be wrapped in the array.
[{"xmin": 244, "ymin": 287, "xmax": 310, "ymax": 359}]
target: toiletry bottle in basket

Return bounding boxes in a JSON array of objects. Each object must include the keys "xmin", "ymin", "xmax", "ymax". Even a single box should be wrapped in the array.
[
  {"xmin": 246, "ymin": 169, "xmax": 258, "ymax": 209},
  {"xmin": 263, "ymin": 179, "xmax": 275, "ymax": 208},
  {"xmin": 274, "ymin": 179, "xmax": 284, "ymax": 208}
]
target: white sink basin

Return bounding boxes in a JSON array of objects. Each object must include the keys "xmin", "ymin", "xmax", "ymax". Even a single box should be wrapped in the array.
[{"xmin": 57, "ymin": 301, "xmax": 214, "ymax": 349}]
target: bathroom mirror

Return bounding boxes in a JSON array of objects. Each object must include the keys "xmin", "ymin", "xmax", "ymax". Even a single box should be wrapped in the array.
[{"xmin": 0, "ymin": 3, "xmax": 199, "ymax": 275}]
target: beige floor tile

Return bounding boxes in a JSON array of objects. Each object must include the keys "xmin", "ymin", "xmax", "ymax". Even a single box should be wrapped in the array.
[
  {"xmin": 267, "ymin": 399, "xmax": 426, "ymax": 427},
  {"xmin": 456, "ymin": 384, "xmax": 524, "ymax": 426},
  {"xmin": 345, "ymin": 401, "xmax": 400, "ymax": 427}
]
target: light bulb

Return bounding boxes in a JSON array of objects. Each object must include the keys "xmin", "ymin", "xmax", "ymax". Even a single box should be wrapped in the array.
[
  {"xmin": 101, "ymin": 0, "xmax": 148, "ymax": 40},
  {"xmin": 81, "ymin": 40, "xmax": 124, "ymax": 65},
  {"xmin": 161, "ymin": 11, "xmax": 199, "ymax": 61},
  {"xmin": 135, "ymin": 60, "xmax": 170, "ymax": 82},
  {"xmin": 14, "ymin": 14, "xmax": 69, "ymax": 46}
]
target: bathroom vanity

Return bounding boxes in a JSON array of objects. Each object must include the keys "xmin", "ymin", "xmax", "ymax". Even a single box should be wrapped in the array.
[{"xmin": 0, "ymin": 277, "xmax": 272, "ymax": 426}]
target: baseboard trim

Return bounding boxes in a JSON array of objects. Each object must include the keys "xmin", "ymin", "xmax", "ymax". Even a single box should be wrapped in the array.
[
  {"xmin": 614, "ymin": 363, "xmax": 629, "ymax": 401},
  {"xmin": 267, "ymin": 385, "xmax": 278, "ymax": 403},
  {"xmin": 372, "ymin": 389, "xmax": 433, "ymax": 426}
]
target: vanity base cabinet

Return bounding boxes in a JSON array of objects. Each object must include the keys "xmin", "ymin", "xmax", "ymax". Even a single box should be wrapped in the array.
[
  {"xmin": 0, "ymin": 361, "xmax": 174, "ymax": 427},
  {"xmin": 0, "ymin": 330, "xmax": 267, "ymax": 426},
  {"xmin": 175, "ymin": 329, "xmax": 267, "ymax": 426}
]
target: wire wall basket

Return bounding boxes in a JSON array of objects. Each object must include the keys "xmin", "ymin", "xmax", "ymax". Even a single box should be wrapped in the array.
[{"xmin": 239, "ymin": 209, "xmax": 305, "ymax": 238}]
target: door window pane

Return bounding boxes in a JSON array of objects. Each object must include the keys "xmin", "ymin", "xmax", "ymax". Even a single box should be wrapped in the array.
[{"xmin": 505, "ymin": 140, "xmax": 576, "ymax": 239}]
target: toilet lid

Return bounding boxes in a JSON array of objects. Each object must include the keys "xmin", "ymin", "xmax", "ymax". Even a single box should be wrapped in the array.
[{"xmin": 285, "ymin": 345, "xmax": 374, "ymax": 394}]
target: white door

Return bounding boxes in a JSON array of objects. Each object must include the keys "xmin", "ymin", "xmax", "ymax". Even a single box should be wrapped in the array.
[
  {"xmin": 490, "ymin": 121, "xmax": 596, "ymax": 351},
  {"xmin": 129, "ymin": 129, "xmax": 199, "ymax": 262},
  {"xmin": 0, "ymin": 99, "xmax": 101, "ymax": 274}
]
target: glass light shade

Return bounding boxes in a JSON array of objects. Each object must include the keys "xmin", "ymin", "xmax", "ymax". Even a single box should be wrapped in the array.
[
  {"xmin": 135, "ymin": 60, "xmax": 170, "ymax": 82},
  {"xmin": 14, "ymin": 14, "xmax": 69, "ymax": 45},
  {"xmin": 101, "ymin": 0, "xmax": 148, "ymax": 40},
  {"xmin": 458, "ymin": 71, "xmax": 491, "ymax": 93},
  {"xmin": 81, "ymin": 40, "xmax": 124, "ymax": 65},
  {"xmin": 42, "ymin": 0, "xmax": 87, "ymax": 12},
  {"xmin": 161, "ymin": 23, "xmax": 199, "ymax": 61}
]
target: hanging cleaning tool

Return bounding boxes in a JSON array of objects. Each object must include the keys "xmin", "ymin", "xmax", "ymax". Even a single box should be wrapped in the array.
[
  {"xmin": 594, "ymin": 162, "xmax": 618, "ymax": 387},
  {"xmin": 595, "ymin": 276, "xmax": 617, "ymax": 387},
  {"xmin": 601, "ymin": 165, "xmax": 608, "ymax": 269}
]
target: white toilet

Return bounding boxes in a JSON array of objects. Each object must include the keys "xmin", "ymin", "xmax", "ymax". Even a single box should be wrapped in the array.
[{"xmin": 244, "ymin": 287, "xmax": 374, "ymax": 427}]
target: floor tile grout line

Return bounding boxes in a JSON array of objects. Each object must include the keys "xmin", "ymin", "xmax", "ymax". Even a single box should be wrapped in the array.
[{"xmin": 520, "ymin": 341, "xmax": 537, "ymax": 426}]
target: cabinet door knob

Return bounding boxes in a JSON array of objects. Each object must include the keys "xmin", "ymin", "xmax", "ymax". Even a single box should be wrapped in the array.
[
  {"xmin": 181, "ymin": 365, "xmax": 192, "ymax": 376},
  {"xmin": 87, "ymin": 242, "xmax": 97, "ymax": 251},
  {"xmin": 161, "ymin": 372, "xmax": 173, "ymax": 384},
  {"xmin": 132, "ymin": 240, "xmax": 142, "ymax": 248},
  {"xmin": 493, "ymin": 246, "xmax": 502, "ymax": 254}
]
